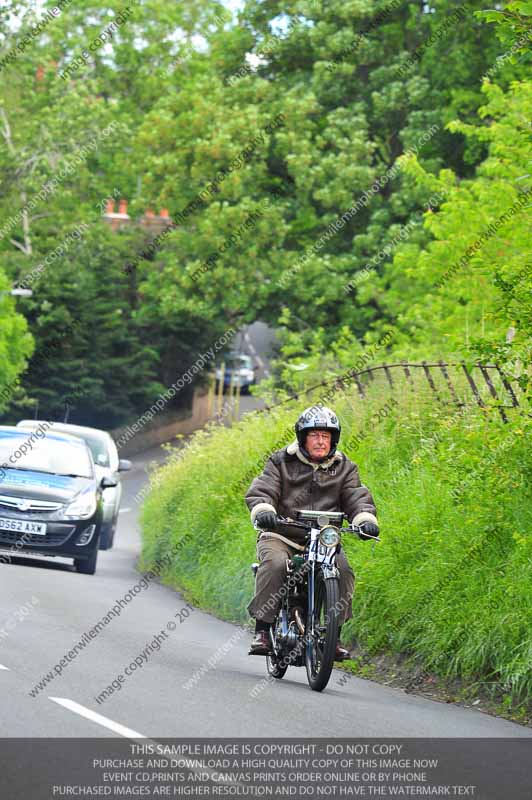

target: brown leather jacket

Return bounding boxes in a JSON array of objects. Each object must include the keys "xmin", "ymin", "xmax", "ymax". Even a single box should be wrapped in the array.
[{"xmin": 245, "ymin": 441, "xmax": 377, "ymax": 531}]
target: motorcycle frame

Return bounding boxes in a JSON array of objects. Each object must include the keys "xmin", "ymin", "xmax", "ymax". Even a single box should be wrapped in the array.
[{"xmin": 275, "ymin": 525, "xmax": 340, "ymax": 660}]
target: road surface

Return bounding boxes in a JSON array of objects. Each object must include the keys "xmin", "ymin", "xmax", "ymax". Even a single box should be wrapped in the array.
[{"xmin": 1, "ymin": 442, "xmax": 530, "ymax": 740}]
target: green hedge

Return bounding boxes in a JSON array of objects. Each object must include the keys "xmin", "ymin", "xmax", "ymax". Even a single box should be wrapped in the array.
[{"xmin": 140, "ymin": 384, "xmax": 532, "ymax": 705}]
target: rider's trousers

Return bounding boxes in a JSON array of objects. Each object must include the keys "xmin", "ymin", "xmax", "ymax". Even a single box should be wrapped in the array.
[{"xmin": 247, "ymin": 532, "xmax": 355, "ymax": 624}]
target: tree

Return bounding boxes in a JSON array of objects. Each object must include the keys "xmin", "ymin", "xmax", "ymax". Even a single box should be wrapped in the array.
[
  {"xmin": 0, "ymin": 0, "xmax": 230, "ymax": 425},
  {"xmin": 0, "ymin": 278, "xmax": 34, "ymax": 415},
  {"xmin": 132, "ymin": 0, "xmax": 504, "ymax": 353}
]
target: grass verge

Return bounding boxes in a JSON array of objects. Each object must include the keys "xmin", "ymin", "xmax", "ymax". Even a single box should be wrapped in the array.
[{"xmin": 140, "ymin": 380, "xmax": 532, "ymax": 712}]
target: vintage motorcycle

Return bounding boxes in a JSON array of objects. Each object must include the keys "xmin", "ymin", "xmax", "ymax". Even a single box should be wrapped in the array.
[{"xmin": 251, "ymin": 509, "xmax": 377, "ymax": 692}]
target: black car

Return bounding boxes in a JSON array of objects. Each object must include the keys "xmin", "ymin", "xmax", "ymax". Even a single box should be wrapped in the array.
[
  {"xmin": 0, "ymin": 426, "xmax": 115, "ymax": 575},
  {"xmin": 17, "ymin": 420, "xmax": 131, "ymax": 551}
]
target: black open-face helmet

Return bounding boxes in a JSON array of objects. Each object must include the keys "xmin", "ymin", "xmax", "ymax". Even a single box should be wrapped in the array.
[{"xmin": 295, "ymin": 405, "xmax": 341, "ymax": 460}]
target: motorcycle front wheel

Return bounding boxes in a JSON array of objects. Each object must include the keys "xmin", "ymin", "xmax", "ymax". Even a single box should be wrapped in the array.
[{"xmin": 305, "ymin": 576, "xmax": 339, "ymax": 692}]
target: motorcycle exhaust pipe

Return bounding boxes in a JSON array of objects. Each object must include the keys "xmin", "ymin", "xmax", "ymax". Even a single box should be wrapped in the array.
[{"xmin": 294, "ymin": 609, "xmax": 305, "ymax": 634}]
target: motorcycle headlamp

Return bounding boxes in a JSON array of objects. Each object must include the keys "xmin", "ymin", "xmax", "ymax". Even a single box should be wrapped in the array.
[{"xmin": 319, "ymin": 525, "xmax": 340, "ymax": 548}]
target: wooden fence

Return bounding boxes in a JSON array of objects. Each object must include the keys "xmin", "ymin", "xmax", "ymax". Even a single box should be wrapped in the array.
[
  {"xmin": 259, "ymin": 360, "xmax": 525, "ymax": 423},
  {"xmin": 347, "ymin": 361, "xmax": 521, "ymax": 422}
]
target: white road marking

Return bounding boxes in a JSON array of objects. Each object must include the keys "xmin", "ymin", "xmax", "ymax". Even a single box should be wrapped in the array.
[
  {"xmin": 244, "ymin": 330, "xmax": 268, "ymax": 375},
  {"xmin": 49, "ymin": 697, "xmax": 147, "ymax": 738},
  {"xmin": 243, "ymin": 331, "xmax": 257, "ymax": 354},
  {"xmin": 49, "ymin": 697, "xmax": 241, "ymax": 785},
  {"xmin": 119, "ymin": 508, "xmax": 132, "ymax": 513},
  {"xmin": 0, "ymin": 664, "xmax": 10, "ymax": 670}
]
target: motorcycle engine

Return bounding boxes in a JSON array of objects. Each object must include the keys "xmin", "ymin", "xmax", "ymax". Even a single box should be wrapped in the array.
[{"xmin": 283, "ymin": 623, "xmax": 300, "ymax": 649}]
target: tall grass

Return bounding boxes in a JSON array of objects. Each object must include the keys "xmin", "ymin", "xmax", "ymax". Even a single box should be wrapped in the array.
[{"xmin": 140, "ymin": 381, "xmax": 532, "ymax": 704}]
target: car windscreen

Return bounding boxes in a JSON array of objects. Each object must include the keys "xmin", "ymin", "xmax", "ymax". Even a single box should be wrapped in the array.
[
  {"xmin": 0, "ymin": 432, "xmax": 93, "ymax": 478},
  {"xmin": 20, "ymin": 425, "xmax": 111, "ymax": 468},
  {"xmin": 79, "ymin": 434, "xmax": 110, "ymax": 468},
  {"xmin": 226, "ymin": 355, "xmax": 253, "ymax": 370}
]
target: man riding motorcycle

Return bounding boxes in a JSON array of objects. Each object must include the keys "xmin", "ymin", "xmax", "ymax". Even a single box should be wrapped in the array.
[{"xmin": 245, "ymin": 405, "xmax": 379, "ymax": 659}]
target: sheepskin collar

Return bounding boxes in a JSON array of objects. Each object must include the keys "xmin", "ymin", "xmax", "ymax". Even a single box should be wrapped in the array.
[{"xmin": 286, "ymin": 440, "xmax": 343, "ymax": 470}]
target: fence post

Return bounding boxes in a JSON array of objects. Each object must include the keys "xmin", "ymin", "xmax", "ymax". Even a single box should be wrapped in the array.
[
  {"xmin": 438, "ymin": 361, "xmax": 459, "ymax": 405},
  {"xmin": 217, "ymin": 361, "xmax": 225, "ymax": 413},
  {"xmin": 207, "ymin": 374, "xmax": 215, "ymax": 418},
  {"xmin": 353, "ymin": 373, "xmax": 365, "ymax": 399},
  {"xmin": 421, "ymin": 360, "xmax": 439, "ymax": 400},
  {"xmin": 233, "ymin": 382, "xmax": 241, "ymax": 423},
  {"xmin": 402, "ymin": 361, "xmax": 414, "ymax": 390},
  {"xmin": 461, "ymin": 363, "xmax": 485, "ymax": 409},
  {"xmin": 495, "ymin": 363, "xmax": 520, "ymax": 408},
  {"xmin": 478, "ymin": 365, "xmax": 508, "ymax": 422}
]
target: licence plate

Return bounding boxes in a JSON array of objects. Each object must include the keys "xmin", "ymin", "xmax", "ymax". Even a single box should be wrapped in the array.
[{"xmin": 0, "ymin": 517, "xmax": 46, "ymax": 536}]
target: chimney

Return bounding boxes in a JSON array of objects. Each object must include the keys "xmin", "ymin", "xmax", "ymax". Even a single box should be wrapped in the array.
[
  {"xmin": 103, "ymin": 198, "xmax": 131, "ymax": 231},
  {"xmin": 103, "ymin": 200, "xmax": 172, "ymax": 235},
  {"xmin": 141, "ymin": 207, "xmax": 172, "ymax": 234}
]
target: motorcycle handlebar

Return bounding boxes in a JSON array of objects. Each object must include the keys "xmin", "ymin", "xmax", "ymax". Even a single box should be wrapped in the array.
[{"xmin": 275, "ymin": 516, "xmax": 380, "ymax": 543}]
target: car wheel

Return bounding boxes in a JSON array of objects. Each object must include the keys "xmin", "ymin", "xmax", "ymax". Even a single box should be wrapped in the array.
[
  {"xmin": 75, "ymin": 545, "xmax": 99, "ymax": 575},
  {"xmin": 99, "ymin": 518, "xmax": 116, "ymax": 550},
  {"xmin": 98, "ymin": 524, "xmax": 110, "ymax": 550},
  {"xmin": 109, "ymin": 515, "xmax": 119, "ymax": 548}
]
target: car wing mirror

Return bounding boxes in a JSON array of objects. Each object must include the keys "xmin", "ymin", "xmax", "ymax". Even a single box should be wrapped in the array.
[
  {"xmin": 101, "ymin": 475, "xmax": 118, "ymax": 488},
  {"xmin": 118, "ymin": 459, "xmax": 132, "ymax": 472}
]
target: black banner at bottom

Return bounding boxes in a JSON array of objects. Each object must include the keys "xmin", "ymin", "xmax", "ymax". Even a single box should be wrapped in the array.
[{"xmin": 0, "ymin": 739, "xmax": 530, "ymax": 799}]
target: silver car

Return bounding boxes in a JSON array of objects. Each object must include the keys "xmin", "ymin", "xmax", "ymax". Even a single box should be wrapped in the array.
[
  {"xmin": 215, "ymin": 352, "xmax": 257, "ymax": 394},
  {"xmin": 16, "ymin": 421, "xmax": 131, "ymax": 550}
]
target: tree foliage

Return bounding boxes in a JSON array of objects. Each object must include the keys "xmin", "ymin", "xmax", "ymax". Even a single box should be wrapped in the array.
[
  {"xmin": 0, "ymin": 0, "xmax": 231, "ymax": 424},
  {"xmin": 0, "ymin": 0, "xmax": 529, "ymax": 421},
  {"xmin": 133, "ymin": 0, "xmax": 512, "ymax": 354}
]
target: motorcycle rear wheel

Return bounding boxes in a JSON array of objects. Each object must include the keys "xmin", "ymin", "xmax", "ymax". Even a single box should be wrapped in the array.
[
  {"xmin": 266, "ymin": 654, "xmax": 288, "ymax": 679},
  {"xmin": 266, "ymin": 618, "xmax": 288, "ymax": 679},
  {"xmin": 305, "ymin": 576, "xmax": 339, "ymax": 692}
]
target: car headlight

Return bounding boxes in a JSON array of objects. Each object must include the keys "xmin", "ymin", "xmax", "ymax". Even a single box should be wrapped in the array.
[
  {"xmin": 63, "ymin": 491, "xmax": 97, "ymax": 520},
  {"xmin": 319, "ymin": 525, "xmax": 340, "ymax": 548}
]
